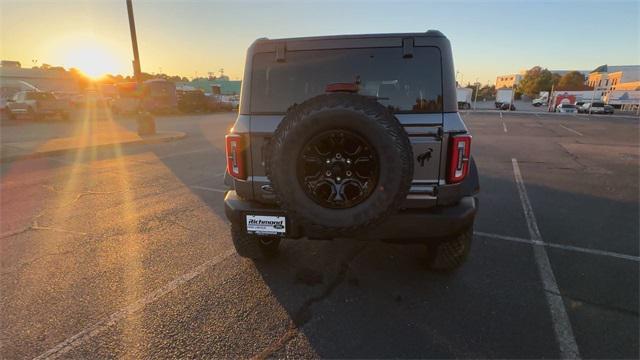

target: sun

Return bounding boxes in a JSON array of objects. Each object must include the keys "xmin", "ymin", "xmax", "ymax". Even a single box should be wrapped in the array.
[
  {"xmin": 55, "ymin": 35, "xmax": 122, "ymax": 79},
  {"xmin": 64, "ymin": 44, "xmax": 119, "ymax": 79}
]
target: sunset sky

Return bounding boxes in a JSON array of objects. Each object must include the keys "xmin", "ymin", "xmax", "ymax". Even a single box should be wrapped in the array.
[{"xmin": 1, "ymin": 0, "xmax": 638, "ymax": 83}]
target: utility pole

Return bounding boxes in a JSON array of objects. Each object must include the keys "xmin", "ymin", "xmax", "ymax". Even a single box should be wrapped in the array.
[
  {"xmin": 473, "ymin": 78, "xmax": 479, "ymax": 110},
  {"xmin": 510, "ymin": 83, "xmax": 516, "ymax": 111},
  {"xmin": 126, "ymin": 0, "xmax": 155, "ymax": 135}
]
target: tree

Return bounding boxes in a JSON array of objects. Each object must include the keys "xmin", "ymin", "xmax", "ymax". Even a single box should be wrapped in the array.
[
  {"xmin": 518, "ymin": 66, "xmax": 560, "ymax": 98},
  {"xmin": 69, "ymin": 68, "xmax": 90, "ymax": 90},
  {"xmin": 472, "ymin": 84, "xmax": 496, "ymax": 101},
  {"xmin": 556, "ymin": 71, "xmax": 591, "ymax": 90}
]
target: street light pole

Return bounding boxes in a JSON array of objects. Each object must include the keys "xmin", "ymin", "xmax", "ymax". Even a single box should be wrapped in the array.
[{"xmin": 126, "ymin": 0, "xmax": 155, "ymax": 135}]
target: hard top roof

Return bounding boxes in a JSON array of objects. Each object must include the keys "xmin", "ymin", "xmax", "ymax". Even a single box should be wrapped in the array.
[
  {"xmin": 249, "ymin": 30, "xmax": 449, "ymax": 54},
  {"xmin": 254, "ymin": 30, "xmax": 446, "ymax": 43}
]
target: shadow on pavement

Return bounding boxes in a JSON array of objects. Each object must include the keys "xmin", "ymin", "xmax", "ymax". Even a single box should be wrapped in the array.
[{"xmin": 235, "ymin": 174, "xmax": 638, "ymax": 359}]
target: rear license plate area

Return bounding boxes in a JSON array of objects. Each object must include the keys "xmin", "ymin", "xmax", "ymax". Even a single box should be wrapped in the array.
[{"xmin": 245, "ymin": 214, "xmax": 286, "ymax": 237}]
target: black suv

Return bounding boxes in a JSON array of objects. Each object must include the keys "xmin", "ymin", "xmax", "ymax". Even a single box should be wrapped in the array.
[{"xmin": 224, "ymin": 31, "xmax": 479, "ymax": 270}]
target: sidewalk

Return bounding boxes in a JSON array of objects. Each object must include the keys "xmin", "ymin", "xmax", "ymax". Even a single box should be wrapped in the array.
[{"xmin": 1, "ymin": 119, "xmax": 185, "ymax": 163}]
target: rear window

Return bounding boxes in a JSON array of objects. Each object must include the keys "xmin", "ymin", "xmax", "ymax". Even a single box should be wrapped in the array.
[
  {"xmin": 250, "ymin": 47, "xmax": 442, "ymax": 114},
  {"xmin": 561, "ymin": 104, "xmax": 577, "ymax": 108},
  {"xmin": 592, "ymin": 102, "xmax": 605, "ymax": 107},
  {"xmin": 27, "ymin": 92, "xmax": 55, "ymax": 100}
]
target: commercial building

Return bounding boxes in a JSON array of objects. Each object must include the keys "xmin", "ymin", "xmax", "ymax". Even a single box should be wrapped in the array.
[
  {"xmin": 495, "ymin": 74, "xmax": 522, "ymax": 89},
  {"xmin": 0, "ymin": 60, "xmax": 79, "ymax": 96},
  {"xmin": 587, "ymin": 64, "xmax": 640, "ymax": 98},
  {"xmin": 176, "ymin": 78, "xmax": 241, "ymax": 95},
  {"xmin": 496, "ymin": 69, "xmax": 589, "ymax": 89}
]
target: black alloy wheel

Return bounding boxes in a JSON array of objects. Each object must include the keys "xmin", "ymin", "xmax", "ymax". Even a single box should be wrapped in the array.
[{"xmin": 297, "ymin": 129, "xmax": 378, "ymax": 209}]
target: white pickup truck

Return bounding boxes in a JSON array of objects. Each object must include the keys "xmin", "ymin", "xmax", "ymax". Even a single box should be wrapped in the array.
[{"xmin": 6, "ymin": 90, "xmax": 70, "ymax": 120}]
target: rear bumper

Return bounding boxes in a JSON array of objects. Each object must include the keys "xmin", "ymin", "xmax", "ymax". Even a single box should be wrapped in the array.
[{"xmin": 224, "ymin": 191, "xmax": 478, "ymax": 242}]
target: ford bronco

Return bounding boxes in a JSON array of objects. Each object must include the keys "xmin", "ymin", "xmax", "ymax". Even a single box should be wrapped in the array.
[{"xmin": 224, "ymin": 31, "xmax": 479, "ymax": 270}]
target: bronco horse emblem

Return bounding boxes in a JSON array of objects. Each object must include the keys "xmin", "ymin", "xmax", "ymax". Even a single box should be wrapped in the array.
[{"xmin": 417, "ymin": 148, "xmax": 433, "ymax": 167}]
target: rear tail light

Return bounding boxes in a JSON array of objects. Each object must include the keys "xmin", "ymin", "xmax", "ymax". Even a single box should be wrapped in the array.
[
  {"xmin": 447, "ymin": 134, "xmax": 471, "ymax": 183},
  {"xmin": 225, "ymin": 134, "xmax": 246, "ymax": 180}
]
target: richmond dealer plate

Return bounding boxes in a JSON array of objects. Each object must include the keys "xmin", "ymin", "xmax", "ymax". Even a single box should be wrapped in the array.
[{"xmin": 245, "ymin": 214, "xmax": 286, "ymax": 236}]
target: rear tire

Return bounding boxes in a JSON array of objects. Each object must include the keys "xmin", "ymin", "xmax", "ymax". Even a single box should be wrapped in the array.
[
  {"xmin": 230, "ymin": 222, "xmax": 281, "ymax": 259},
  {"xmin": 425, "ymin": 226, "xmax": 473, "ymax": 271}
]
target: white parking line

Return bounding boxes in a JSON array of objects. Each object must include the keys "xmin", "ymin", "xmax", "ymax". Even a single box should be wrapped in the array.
[
  {"xmin": 559, "ymin": 124, "xmax": 584, "ymax": 137},
  {"xmin": 34, "ymin": 249, "xmax": 235, "ymax": 360},
  {"xmin": 512, "ymin": 158, "xmax": 580, "ymax": 359},
  {"xmin": 190, "ymin": 185, "xmax": 226, "ymax": 193},
  {"xmin": 474, "ymin": 231, "xmax": 640, "ymax": 262},
  {"xmin": 502, "ymin": 122, "xmax": 508, "ymax": 133}
]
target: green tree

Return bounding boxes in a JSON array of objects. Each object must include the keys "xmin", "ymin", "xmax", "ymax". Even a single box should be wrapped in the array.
[
  {"xmin": 518, "ymin": 66, "xmax": 559, "ymax": 98},
  {"xmin": 556, "ymin": 71, "xmax": 591, "ymax": 90}
]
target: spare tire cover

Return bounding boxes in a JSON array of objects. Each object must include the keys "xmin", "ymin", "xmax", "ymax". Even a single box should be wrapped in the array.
[{"xmin": 267, "ymin": 93, "xmax": 413, "ymax": 235}]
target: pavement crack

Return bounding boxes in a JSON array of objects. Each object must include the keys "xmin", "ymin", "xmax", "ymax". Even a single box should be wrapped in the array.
[
  {"xmin": 163, "ymin": 217, "xmax": 214, "ymax": 237},
  {"xmin": 31, "ymin": 221, "xmax": 88, "ymax": 236},
  {"xmin": 0, "ymin": 226, "xmax": 33, "ymax": 239},
  {"xmin": 62, "ymin": 190, "xmax": 126, "ymax": 207},
  {"xmin": 251, "ymin": 243, "xmax": 367, "ymax": 360},
  {"xmin": 0, "ymin": 218, "xmax": 86, "ymax": 240}
]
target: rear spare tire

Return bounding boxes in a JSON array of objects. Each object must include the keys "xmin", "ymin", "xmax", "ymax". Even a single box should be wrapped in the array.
[{"xmin": 267, "ymin": 93, "xmax": 413, "ymax": 235}]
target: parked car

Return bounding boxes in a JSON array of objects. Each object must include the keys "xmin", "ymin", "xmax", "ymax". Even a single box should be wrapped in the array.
[
  {"xmin": 141, "ymin": 79, "xmax": 178, "ymax": 114},
  {"xmin": 581, "ymin": 101, "xmax": 614, "ymax": 114},
  {"xmin": 575, "ymin": 101, "xmax": 586, "ymax": 112},
  {"xmin": 205, "ymin": 94, "xmax": 233, "ymax": 112},
  {"xmin": 112, "ymin": 80, "xmax": 177, "ymax": 115},
  {"xmin": 0, "ymin": 98, "xmax": 10, "ymax": 120},
  {"xmin": 604, "ymin": 104, "xmax": 615, "ymax": 114},
  {"xmin": 71, "ymin": 91, "xmax": 110, "ymax": 109},
  {"xmin": 499, "ymin": 102, "xmax": 516, "ymax": 111},
  {"xmin": 532, "ymin": 97, "xmax": 548, "ymax": 107},
  {"xmin": 6, "ymin": 90, "xmax": 69, "ymax": 120},
  {"xmin": 224, "ymin": 31, "xmax": 479, "ymax": 271},
  {"xmin": 177, "ymin": 89, "xmax": 209, "ymax": 113},
  {"xmin": 555, "ymin": 103, "xmax": 578, "ymax": 113},
  {"xmin": 2, "ymin": 81, "xmax": 39, "ymax": 120}
]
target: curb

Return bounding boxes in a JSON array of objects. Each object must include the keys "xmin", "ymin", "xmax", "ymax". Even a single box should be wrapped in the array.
[{"xmin": 0, "ymin": 131, "xmax": 187, "ymax": 164}]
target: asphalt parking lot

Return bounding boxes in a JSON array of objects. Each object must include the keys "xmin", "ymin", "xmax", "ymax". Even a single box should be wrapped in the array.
[{"xmin": 1, "ymin": 111, "xmax": 638, "ymax": 359}]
